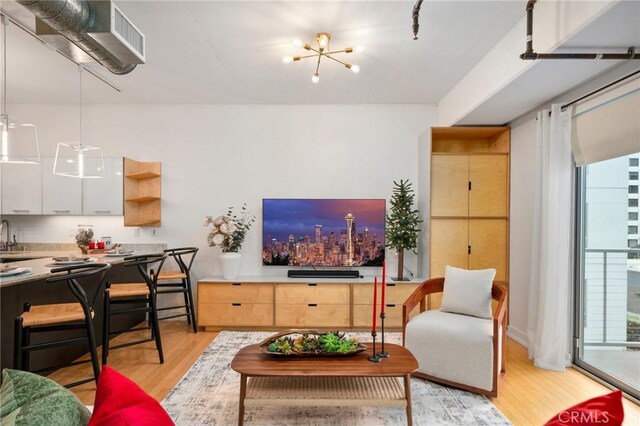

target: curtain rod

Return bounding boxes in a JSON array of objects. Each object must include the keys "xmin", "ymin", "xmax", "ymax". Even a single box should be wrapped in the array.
[{"xmin": 560, "ymin": 69, "xmax": 640, "ymax": 111}]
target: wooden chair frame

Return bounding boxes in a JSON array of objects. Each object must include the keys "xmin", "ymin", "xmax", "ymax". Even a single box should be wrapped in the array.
[{"xmin": 402, "ymin": 277, "xmax": 508, "ymax": 398}]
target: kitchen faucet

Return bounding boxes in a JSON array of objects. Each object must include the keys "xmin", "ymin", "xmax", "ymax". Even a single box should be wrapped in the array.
[{"xmin": 0, "ymin": 219, "xmax": 16, "ymax": 251}]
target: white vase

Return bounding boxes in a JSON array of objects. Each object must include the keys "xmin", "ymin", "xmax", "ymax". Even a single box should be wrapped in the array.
[{"xmin": 220, "ymin": 252, "xmax": 242, "ymax": 280}]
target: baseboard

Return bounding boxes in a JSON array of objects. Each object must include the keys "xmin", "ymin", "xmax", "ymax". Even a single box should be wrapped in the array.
[{"xmin": 507, "ymin": 326, "xmax": 528, "ymax": 348}]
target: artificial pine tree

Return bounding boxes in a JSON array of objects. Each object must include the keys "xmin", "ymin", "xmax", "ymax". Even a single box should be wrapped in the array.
[{"xmin": 385, "ymin": 179, "xmax": 422, "ymax": 280}]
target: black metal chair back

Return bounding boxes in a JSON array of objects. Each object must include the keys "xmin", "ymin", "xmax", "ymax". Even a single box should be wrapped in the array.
[
  {"xmin": 164, "ymin": 247, "xmax": 198, "ymax": 274},
  {"xmin": 123, "ymin": 253, "xmax": 167, "ymax": 287},
  {"xmin": 46, "ymin": 263, "xmax": 112, "ymax": 316}
]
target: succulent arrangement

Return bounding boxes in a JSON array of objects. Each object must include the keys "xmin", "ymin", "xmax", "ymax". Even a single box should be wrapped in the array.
[{"xmin": 265, "ymin": 331, "xmax": 362, "ymax": 356}]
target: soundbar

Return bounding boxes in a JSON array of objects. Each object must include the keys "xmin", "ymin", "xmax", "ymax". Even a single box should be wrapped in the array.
[{"xmin": 287, "ymin": 270, "xmax": 361, "ymax": 279}]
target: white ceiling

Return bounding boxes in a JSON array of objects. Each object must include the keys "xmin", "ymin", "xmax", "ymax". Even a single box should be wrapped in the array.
[
  {"xmin": 2, "ymin": 0, "xmax": 527, "ymax": 104},
  {"xmin": 457, "ymin": 0, "xmax": 640, "ymax": 125}
]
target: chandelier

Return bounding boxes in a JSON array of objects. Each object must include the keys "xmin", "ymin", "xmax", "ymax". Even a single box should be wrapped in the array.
[{"xmin": 282, "ymin": 32, "xmax": 363, "ymax": 83}]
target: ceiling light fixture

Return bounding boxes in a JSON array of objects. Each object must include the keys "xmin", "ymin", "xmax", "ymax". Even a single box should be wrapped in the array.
[
  {"xmin": 283, "ymin": 32, "xmax": 363, "ymax": 83},
  {"xmin": 53, "ymin": 65, "xmax": 105, "ymax": 179},
  {"xmin": 0, "ymin": 16, "xmax": 41, "ymax": 164}
]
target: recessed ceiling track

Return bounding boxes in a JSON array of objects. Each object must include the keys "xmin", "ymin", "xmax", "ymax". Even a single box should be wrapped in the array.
[
  {"xmin": 15, "ymin": 0, "xmax": 143, "ymax": 74},
  {"xmin": 520, "ymin": 0, "xmax": 639, "ymax": 60}
]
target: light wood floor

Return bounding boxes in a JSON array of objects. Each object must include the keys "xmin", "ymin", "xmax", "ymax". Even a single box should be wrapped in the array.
[{"xmin": 49, "ymin": 323, "xmax": 640, "ymax": 425}]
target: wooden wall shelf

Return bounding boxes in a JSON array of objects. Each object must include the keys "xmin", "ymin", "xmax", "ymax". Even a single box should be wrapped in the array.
[{"xmin": 123, "ymin": 157, "xmax": 162, "ymax": 227}]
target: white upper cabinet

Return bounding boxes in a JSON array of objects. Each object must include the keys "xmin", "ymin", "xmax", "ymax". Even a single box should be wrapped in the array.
[
  {"xmin": 1, "ymin": 162, "xmax": 42, "ymax": 215},
  {"xmin": 82, "ymin": 157, "xmax": 123, "ymax": 215},
  {"xmin": 42, "ymin": 157, "xmax": 82, "ymax": 215}
]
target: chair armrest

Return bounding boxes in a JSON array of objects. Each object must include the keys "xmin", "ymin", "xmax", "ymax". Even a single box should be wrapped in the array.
[
  {"xmin": 402, "ymin": 278, "xmax": 444, "ymax": 331},
  {"xmin": 491, "ymin": 282, "xmax": 508, "ymax": 325}
]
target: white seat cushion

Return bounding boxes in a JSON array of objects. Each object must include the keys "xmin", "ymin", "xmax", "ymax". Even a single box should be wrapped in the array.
[{"xmin": 405, "ymin": 310, "xmax": 500, "ymax": 392}]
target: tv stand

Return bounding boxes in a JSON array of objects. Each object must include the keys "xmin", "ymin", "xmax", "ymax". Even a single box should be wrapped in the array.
[{"xmin": 287, "ymin": 270, "xmax": 360, "ymax": 279}]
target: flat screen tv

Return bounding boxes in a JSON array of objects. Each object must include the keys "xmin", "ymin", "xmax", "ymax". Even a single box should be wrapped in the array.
[{"xmin": 262, "ymin": 199, "xmax": 385, "ymax": 267}]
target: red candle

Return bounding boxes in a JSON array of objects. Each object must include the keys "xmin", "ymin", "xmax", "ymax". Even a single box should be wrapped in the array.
[
  {"xmin": 372, "ymin": 276, "xmax": 378, "ymax": 332},
  {"xmin": 381, "ymin": 261, "xmax": 386, "ymax": 314}
]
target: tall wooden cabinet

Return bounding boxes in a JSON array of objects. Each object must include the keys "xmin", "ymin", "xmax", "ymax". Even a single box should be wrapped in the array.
[{"xmin": 429, "ymin": 127, "xmax": 510, "ymax": 293}]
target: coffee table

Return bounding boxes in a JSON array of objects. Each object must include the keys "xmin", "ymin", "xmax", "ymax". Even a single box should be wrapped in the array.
[{"xmin": 231, "ymin": 343, "xmax": 418, "ymax": 426}]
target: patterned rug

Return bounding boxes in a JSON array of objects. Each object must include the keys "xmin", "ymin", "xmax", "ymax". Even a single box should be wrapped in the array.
[{"xmin": 162, "ymin": 331, "xmax": 511, "ymax": 425}]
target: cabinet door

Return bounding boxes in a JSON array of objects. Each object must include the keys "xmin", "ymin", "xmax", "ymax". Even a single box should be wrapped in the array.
[
  {"xmin": 429, "ymin": 219, "xmax": 469, "ymax": 278},
  {"xmin": 469, "ymin": 155, "xmax": 508, "ymax": 217},
  {"xmin": 431, "ymin": 155, "xmax": 469, "ymax": 217},
  {"xmin": 1, "ymin": 162, "xmax": 42, "ymax": 215},
  {"xmin": 469, "ymin": 219, "xmax": 508, "ymax": 281},
  {"xmin": 42, "ymin": 157, "xmax": 82, "ymax": 215},
  {"xmin": 82, "ymin": 157, "xmax": 123, "ymax": 215}
]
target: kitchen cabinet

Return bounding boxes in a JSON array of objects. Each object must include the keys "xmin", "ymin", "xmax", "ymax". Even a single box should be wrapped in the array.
[
  {"xmin": 82, "ymin": 157, "xmax": 123, "ymax": 215},
  {"xmin": 1, "ymin": 162, "xmax": 42, "ymax": 215},
  {"xmin": 42, "ymin": 157, "xmax": 82, "ymax": 215}
]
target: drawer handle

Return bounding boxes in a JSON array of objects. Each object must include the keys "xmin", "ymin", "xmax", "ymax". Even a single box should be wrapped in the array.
[
  {"xmin": 12, "ymin": 209, "xmax": 29, "ymax": 213},
  {"xmin": 232, "ymin": 303, "xmax": 242, "ymax": 306},
  {"xmin": 308, "ymin": 283, "xmax": 317, "ymax": 286},
  {"xmin": 232, "ymin": 282, "xmax": 242, "ymax": 286},
  {"xmin": 94, "ymin": 210, "xmax": 111, "ymax": 214},
  {"xmin": 386, "ymin": 304, "xmax": 396, "ymax": 308},
  {"xmin": 387, "ymin": 283, "xmax": 396, "ymax": 287},
  {"xmin": 308, "ymin": 303, "xmax": 318, "ymax": 307},
  {"xmin": 53, "ymin": 209, "xmax": 70, "ymax": 213}
]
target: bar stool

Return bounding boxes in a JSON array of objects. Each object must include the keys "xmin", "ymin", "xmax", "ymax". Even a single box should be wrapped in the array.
[
  {"xmin": 14, "ymin": 263, "xmax": 111, "ymax": 388},
  {"xmin": 153, "ymin": 247, "xmax": 199, "ymax": 333},
  {"xmin": 102, "ymin": 253, "xmax": 167, "ymax": 365}
]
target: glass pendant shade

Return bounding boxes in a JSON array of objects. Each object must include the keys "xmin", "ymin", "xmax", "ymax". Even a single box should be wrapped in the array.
[
  {"xmin": 53, "ymin": 143, "xmax": 105, "ymax": 179},
  {"xmin": 0, "ymin": 114, "xmax": 41, "ymax": 164}
]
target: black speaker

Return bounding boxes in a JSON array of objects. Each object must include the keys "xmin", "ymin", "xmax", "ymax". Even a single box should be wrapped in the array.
[{"xmin": 287, "ymin": 270, "xmax": 361, "ymax": 279}]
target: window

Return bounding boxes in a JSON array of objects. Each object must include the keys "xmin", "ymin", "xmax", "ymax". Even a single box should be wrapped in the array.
[
  {"xmin": 631, "ymin": 212, "xmax": 639, "ymax": 221},
  {"xmin": 631, "ymin": 158, "xmax": 639, "ymax": 167},
  {"xmin": 629, "ymin": 226, "xmax": 638, "ymax": 234},
  {"xmin": 630, "ymin": 185, "xmax": 639, "ymax": 194},
  {"xmin": 631, "ymin": 199, "xmax": 639, "ymax": 207},
  {"xmin": 631, "ymin": 172, "xmax": 639, "ymax": 180},
  {"xmin": 628, "ymin": 239, "xmax": 638, "ymax": 248}
]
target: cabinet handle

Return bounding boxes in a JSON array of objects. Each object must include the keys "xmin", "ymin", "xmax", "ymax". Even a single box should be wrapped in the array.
[
  {"xmin": 308, "ymin": 303, "xmax": 318, "ymax": 307},
  {"xmin": 232, "ymin": 303, "xmax": 242, "ymax": 307},
  {"xmin": 53, "ymin": 209, "xmax": 70, "ymax": 213},
  {"xmin": 386, "ymin": 304, "xmax": 396, "ymax": 308},
  {"xmin": 308, "ymin": 283, "xmax": 317, "ymax": 286},
  {"xmin": 468, "ymin": 245, "xmax": 472, "ymax": 255},
  {"xmin": 232, "ymin": 282, "xmax": 242, "ymax": 286},
  {"xmin": 387, "ymin": 283, "xmax": 396, "ymax": 287},
  {"xmin": 469, "ymin": 181, "xmax": 472, "ymax": 191},
  {"xmin": 94, "ymin": 210, "xmax": 111, "ymax": 214},
  {"xmin": 12, "ymin": 209, "xmax": 29, "ymax": 213}
]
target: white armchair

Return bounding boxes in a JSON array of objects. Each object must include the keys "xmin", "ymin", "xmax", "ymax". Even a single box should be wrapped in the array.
[{"xmin": 402, "ymin": 277, "xmax": 508, "ymax": 398}]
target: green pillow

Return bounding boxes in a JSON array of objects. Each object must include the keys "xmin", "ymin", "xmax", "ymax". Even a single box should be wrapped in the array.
[{"xmin": 0, "ymin": 369, "xmax": 90, "ymax": 426}]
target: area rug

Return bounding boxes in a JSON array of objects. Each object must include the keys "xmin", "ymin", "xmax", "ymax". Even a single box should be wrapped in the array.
[{"xmin": 162, "ymin": 331, "xmax": 511, "ymax": 425}]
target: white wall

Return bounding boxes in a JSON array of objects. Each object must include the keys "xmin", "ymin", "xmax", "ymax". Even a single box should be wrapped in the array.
[{"xmin": 5, "ymin": 104, "xmax": 437, "ymax": 283}]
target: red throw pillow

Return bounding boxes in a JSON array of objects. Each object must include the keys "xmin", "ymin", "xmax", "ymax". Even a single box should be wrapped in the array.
[
  {"xmin": 545, "ymin": 390, "xmax": 624, "ymax": 426},
  {"xmin": 89, "ymin": 366, "xmax": 174, "ymax": 426}
]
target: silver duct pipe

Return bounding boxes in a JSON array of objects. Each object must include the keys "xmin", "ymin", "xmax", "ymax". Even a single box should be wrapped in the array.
[{"xmin": 16, "ymin": 0, "xmax": 136, "ymax": 74}]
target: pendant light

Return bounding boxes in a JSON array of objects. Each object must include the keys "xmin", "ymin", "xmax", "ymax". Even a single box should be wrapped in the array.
[
  {"xmin": 0, "ymin": 15, "xmax": 41, "ymax": 164},
  {"xmin": 53, "ymin": 65, "xmax": 104, "ymax": 179}
]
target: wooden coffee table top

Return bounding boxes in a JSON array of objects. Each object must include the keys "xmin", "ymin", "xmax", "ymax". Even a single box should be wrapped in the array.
[{"xmin": 231, "ymin": 343, "xmax": 418, "ymax": 377}]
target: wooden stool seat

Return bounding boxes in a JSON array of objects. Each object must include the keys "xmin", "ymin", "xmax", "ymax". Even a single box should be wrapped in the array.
[
  {"xmin": 19, "ymin": 303, "xmax": 94, "ymax": 327},
  {"xmin": 109, "ymin": 283, "xmax": 149, "ymax": 298},
  {"xmin": 155, "ymin": 270, "xmax": 187, "ymax": 281}
]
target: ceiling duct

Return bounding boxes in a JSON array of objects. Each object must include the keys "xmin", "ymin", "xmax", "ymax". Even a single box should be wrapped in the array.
[{"xmin": 16, "ymin": 0, "xmax": 144, "ymax": 75}]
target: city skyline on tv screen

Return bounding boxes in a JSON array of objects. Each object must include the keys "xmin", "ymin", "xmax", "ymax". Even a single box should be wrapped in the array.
[{"xmin": 262, "ymin": 199, "xmax": 385, "ymax": 267}]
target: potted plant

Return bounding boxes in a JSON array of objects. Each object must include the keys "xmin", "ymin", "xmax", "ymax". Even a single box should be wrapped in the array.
[
  {"xmin": 204, "ymin": 204, "xmax": 256, "ymax": 280},
  {"xmin": 385, "ymin": 179, "xmax": 422, "ymax": 281},
  {"xmin": 75, "ymin": 228, "xmax": 94, "ymax": 254}
]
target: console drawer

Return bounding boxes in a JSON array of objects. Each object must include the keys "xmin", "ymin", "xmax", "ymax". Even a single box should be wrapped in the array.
[
  {"xmin": 352, "ymin": 304, "xmax": 418, "ymax": 328},
  {"xmin": 352, "ymin": 283, "xmax": 419, "ymax": 305},
  {"xmin": 275, "ymin": 303, "xmax": 350, "ymax": 327},
  {"xmin": 198, "ymin": 303, "xmax": 274, "ymax": 327},
  {"xmin": 275, "ymin": 283, "xmax": 350, "ymax": 304},
  {"xmin": 198, "ymin": 282, "xmax": 273, "ymax": 304}
]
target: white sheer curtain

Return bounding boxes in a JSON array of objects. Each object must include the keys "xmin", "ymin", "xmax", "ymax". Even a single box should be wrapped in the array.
[{"xmin": 527, "ymin": 103, "xmax": 574, "ymax": 371}]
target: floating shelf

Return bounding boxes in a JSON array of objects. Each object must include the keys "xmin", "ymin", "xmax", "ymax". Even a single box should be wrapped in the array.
[
  {"xmin": 125, "ymin": 171, "xmax": 161, "ymax": 180},
  {"xmin": 123, "ymin": 157, "xmax": 162, "ymax": 228},
  {"xmin": 125, "ymin": 195, "xmax": 161, "ymax": 202}
]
